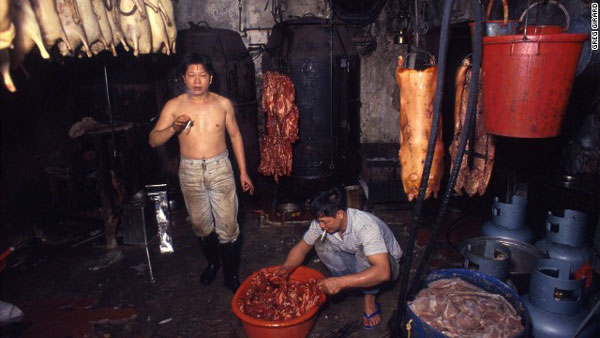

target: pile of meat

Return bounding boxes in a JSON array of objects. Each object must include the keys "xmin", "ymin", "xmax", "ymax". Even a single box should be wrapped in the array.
[
  {"xmin": 1, "ymin": 0, "xmax": 176, "ymax": 92},
  {"xmin": 409, "ymin": 278, "xmax": 523, "ymax": 338},
  {"xmin": 237, "ymin": 268, "xmax": 323, "ymax": 321},
  {"xmin": 258, "ymin": 72, "xmax": 299, "ymax": 183}
]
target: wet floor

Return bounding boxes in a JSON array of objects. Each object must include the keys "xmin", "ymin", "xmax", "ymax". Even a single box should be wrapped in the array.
[{"xmin": 0, "ymin": 192, "xmax": 482, "ymax": 338}]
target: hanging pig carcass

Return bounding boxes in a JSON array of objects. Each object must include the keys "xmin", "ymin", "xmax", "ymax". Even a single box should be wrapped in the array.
[
  {"xmin": 102, "ymin": 0, "xmax": 129, "ymax": 52},
  {"xmin": 74, "ymin": 0, "xmax": 108, "ymax": 55},
  {"xmin": 117, "ymin": 0, "xmax": 151, "ymax": 56},
  {"xmin": 396, "ymin": 55, "xmax": 444, "ymax": 201},
  {"xmin": 30, "ymin": 0, "xmax": 71, "ymax": 52},
  {"xmin": 144, "ymin": 0, "xmax": 170, "ymax": 54},
  {"xmin": 449, "ymin": 56, "xmax": 495, "ymax": 196},
  {"xmin": 90, "ymin": 0, "xmax": 117, "ymax": 55},
  {"xmin": 10, "ymin": 0, "xmax": 50, "ymax": 65},
  {"xmin": 55, "ymin": 0, "xmax": 93, "ymax": 57}
]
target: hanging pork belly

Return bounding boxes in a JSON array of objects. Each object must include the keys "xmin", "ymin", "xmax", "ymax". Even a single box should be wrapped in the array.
[
  {"xmin": 258, "ymin": 72, "xmax": 299, "ymax": 183},
  {"xmin": 450, "ymin": 56, "xmax": 495, "ymax": 196},
  {"xmin": 396, "ymin": 55, "xmax": 444, "ymax": 201}
]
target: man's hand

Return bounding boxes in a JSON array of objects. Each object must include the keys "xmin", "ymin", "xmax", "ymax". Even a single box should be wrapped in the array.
[
  {"xmin": 319, "ymin": 277, "xmax": 345, "ymax": 295},
  {"xmin": 172, "ymin": 114, "xmax": 193, "ymax": 134},
  {"xmin": 240, "ymin": 173, "xmax": 254, "ymax": 195},
  {"xmin": 274, "ymin": 265, "xmax": 292, "ymax": 278}
]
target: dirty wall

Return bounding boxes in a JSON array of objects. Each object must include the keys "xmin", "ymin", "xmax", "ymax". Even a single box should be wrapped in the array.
[{"xmin": 174, "ymin": 0, "xmax": 403, "ymax": 143}]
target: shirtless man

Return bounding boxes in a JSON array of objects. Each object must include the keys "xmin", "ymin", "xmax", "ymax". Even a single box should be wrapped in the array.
[{"xmin": 149, "ymin": 53, "xmax": 254, "ymax": 292}]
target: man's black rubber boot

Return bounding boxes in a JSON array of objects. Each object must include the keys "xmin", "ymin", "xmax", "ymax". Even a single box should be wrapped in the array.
[
  {"xmin": 219, "ymin": 241, "xmax": 240, "ymax": 292},
  {"xmin": 198, "ymin": 232, "xmax": 220, "ymax": 285}
]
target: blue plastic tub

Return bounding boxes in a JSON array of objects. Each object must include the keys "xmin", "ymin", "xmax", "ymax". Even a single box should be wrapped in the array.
[{"xmin": 405, "ymin": 269, "xmax": 531, "ymax": 337}]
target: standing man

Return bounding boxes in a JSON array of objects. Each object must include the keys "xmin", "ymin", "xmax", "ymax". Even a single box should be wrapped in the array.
[
  {"xmin": 149, "ymin": 53, "xmax": 254, "ymax": 292},
  {"xmin": 277, "ymin": 187, "xmax": 402, "ymax": 330}
]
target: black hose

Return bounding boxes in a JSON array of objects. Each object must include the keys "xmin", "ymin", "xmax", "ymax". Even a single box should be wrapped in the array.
[
  {"xmin": 410, "ymin": 0, "xmax": 484, "ymax": 297},
  {"xmin": 392, "ymin": 0, "xmax": 456, "ymax": 336}
]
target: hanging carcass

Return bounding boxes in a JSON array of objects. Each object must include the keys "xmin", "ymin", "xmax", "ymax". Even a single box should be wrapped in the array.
[
  {"xmin": 449, "ymin": 56, "xmax": 495, "ymax": 196},
  {"xmin": 396, "ymin": 54, "xmax": 444, "ymax": 201},
  {"xmin": 117, "ymin": 0, "xmax": 151, "ymax": 56},
  {"xmin": 55, "ymin": 0, "xmax": 93, "ymax": 57}
]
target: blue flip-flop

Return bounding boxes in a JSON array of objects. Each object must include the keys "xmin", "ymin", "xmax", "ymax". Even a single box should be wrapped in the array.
[{"xmin": 362, "ymin": 302, "xmax": 381, "ymax": 330}]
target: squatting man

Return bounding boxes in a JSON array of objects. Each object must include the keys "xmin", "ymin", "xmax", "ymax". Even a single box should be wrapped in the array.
[
  {"xmin": 277, "ymin": 188, "xmax": 403, "ymax": 329},
  {"xmin": 149, "ymin": 53, "xmax": 254, "ymax": 292}
]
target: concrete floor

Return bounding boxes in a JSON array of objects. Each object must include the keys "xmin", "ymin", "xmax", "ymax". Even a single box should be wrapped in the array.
[{"xmin": 0, "ymin": 191, "xmax": 481, "ymax": 338}]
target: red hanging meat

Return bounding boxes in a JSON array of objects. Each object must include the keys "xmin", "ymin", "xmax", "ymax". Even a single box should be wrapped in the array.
[
  {"xmin": 258, "ymin": 72, "xmax": 299, "ymax": 183},
  {"xmin": 449, "ymin": 57, "xmax": 495, "ymax": 196}
]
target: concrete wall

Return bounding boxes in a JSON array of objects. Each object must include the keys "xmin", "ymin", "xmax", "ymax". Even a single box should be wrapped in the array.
[{"xmin": 173, "ymin": 0, "xmax": 401, "ymax": 143}]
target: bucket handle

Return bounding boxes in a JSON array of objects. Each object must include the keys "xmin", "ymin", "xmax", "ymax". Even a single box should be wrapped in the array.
[
  {"xmin": 401, "ymin": 50, "xmax": 436, "ymax": 69},
  {"xmin": 485, "ymin": 0, "xmax": 509, "ymax": 24},
  {"xmin": 519, "ymin": 0, "xmax": 570, "ymax": 30}
]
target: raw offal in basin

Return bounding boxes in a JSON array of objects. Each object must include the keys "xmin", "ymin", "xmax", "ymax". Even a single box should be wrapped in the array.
[
  {"xmin": 409, "ymin": 278, "xmax": 523, "ymax": 338},
  {"xmin": 237, "ymin": 268, "xmax": 324, "ymax": 321}
]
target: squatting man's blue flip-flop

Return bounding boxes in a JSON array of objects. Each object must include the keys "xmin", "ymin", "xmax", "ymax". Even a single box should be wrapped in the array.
[{"xmin": 362, "ymin": 302, "xmax": 382, "ymax": 330}]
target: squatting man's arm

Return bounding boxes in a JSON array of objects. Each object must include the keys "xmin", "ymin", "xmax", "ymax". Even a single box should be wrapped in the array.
[{"xmin": 277, "ymin": 240, "xmax": 391, "ymax": 295}]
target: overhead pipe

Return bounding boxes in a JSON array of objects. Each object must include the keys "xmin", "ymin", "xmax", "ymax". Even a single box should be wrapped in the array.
[{"xmin": 392, "ymin": 0, "xmax": 456, "ymax": 335}]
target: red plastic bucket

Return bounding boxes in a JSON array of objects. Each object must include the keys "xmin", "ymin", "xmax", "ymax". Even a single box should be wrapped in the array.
[
  {"xmin": 232, "ymin": 266, "xmax": 326, "ymax": 338},
  {"xmin": 521, "ymin": 25, "xmax": 566, "ymax": 35},
  {"xmin": 482, "ymin": 33, "xmax": 587, "ymax": 138}
]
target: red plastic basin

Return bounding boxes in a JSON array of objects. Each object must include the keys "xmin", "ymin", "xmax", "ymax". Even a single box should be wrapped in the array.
[{"xmin": 232, "ymin": 266, "xmax": 326, "ymax": 338}]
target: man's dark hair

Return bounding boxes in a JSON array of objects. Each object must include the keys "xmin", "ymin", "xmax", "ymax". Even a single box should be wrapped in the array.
[
  {"xmin": 180, "ymin": 53, "xmax": 215, "ymax": 77},
  {"xmin": 310, "ymin": 187, "xmax": 347, "ymax": 219}
]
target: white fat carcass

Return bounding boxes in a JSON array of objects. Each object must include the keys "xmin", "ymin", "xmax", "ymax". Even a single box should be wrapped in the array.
[
  {"xmin": 1, "ymin": 49, "xmax": 15, "ymax": 92},
  {"xmin": 91, "ymin": 0, "xmax": 116, "ymax": 55},
  {"xmin": 144, "ymin": 0, "xmax": 170, "ymax": 54},
  {"xmin": 0, "ymin": 0, "xmax": 16, "ymax": 50},
  {"xmin": 158, "ymin": 0, "xmax": 175, "ymax": 53},
  {"xmin": 1, "ymin": 0, "xmax": 15, "ymax": 92},
  {"xmin": 10, "ymin": 0, "xmax": 50, "ymax": 71},
  {"xmin": 30, "ymin": 0, "xmax": 71, "ymax": 51},
  {"xmin": 55, "ymin": 0, "xmax": 92, "ymax": 57},
  {"xmin": 117, "ymin": 0, "xmax": 151, "ymax": 56},
  {"xmin": 74, "ymin": 0, "xmax": 107, "ymax": 55},
  {"xmin": 102, "ymin": 0, "xmax": 128, "ymax": 52}
]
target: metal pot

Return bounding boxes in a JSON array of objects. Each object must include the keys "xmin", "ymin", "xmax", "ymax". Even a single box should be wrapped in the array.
[{"xmin": 276, "ymin": 203, "xmax": 301, "ymax": 221}]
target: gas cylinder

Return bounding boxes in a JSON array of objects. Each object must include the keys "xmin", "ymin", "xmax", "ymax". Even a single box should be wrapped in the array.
[
  {"xmin": 461, "ymin": 239, "xmax": 512, "ymax": 283},
  {"xmin": 482, "ymin": 195, "xmax": 535, "ymax": 243},
  {"xmin": 535, "ymin": 209, "xmax": 592, "ymax": 273},
  {"xmin": 523, "ymin": 259, "xmax": 598, "ymax": 337}
]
